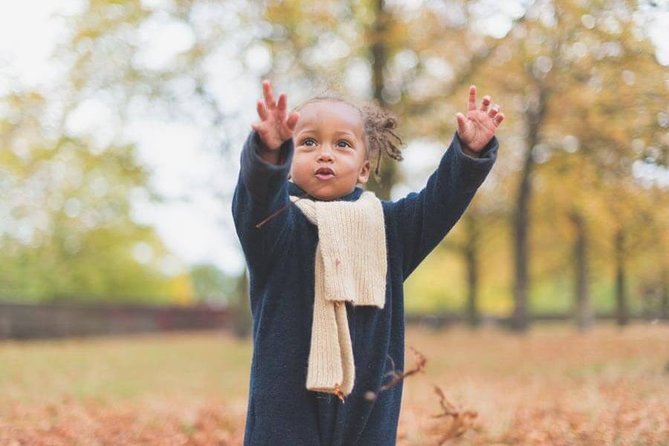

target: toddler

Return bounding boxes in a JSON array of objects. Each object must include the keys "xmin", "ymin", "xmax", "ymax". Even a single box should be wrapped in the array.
[{"xmin": 232, "ymin": 80, "xmax": 504, "ymax": 445}]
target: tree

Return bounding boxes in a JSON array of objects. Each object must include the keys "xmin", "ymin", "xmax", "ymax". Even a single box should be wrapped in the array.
[
  {"xmin": 0, "ymin": 89, "xmax": 177, "ymax": 302},
  {"xmin": 473, "ymin": 0, "xmax": 669, "ymax": 330}
]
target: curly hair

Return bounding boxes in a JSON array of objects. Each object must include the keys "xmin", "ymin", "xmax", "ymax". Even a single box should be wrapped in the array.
[{"xmin": 295, "ymin": 97, "xmax": 403, "ymax": 179}]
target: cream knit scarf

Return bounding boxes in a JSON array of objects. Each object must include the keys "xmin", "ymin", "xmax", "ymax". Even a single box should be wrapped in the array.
[{"xmin": 290, "ymin": 191, "xmax": 387, "ymax": 400}]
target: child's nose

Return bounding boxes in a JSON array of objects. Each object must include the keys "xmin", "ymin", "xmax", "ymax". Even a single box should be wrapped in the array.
[{"xmin": 317, "ymin": 146, "xmax": 334, "ymax": 161}]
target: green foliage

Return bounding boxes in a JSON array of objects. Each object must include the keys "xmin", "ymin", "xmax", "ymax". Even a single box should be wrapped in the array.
[
  {"xmin": 0, "ymin": 90, "xmax": 176, "ymax": 303},
  {"xmin": 190, "ymin": 263, "xmax": 239, "ymax": 304}
]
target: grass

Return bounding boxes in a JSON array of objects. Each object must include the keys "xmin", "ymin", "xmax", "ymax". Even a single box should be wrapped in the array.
[
  {"xmin": 0, "ymin": 332, "xmax": 251, "ymax": 404},
  {"xmin": 1, "ymin": 323, "xmax": 668, "ymax": 445}
]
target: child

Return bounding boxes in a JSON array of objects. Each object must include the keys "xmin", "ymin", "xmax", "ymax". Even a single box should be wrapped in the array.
[{"xmin": 232, "ymin": 80, "xmax": 504, "ymax": 446}]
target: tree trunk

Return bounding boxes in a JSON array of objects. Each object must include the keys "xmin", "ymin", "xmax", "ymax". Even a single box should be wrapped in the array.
[
  {"xmin": 661, "ymin": 266, "xmax": 668, "ymax": 320},
  {"xmin": 366, "ymin": 0, "xmax": 398, "ymax": 200},
  {"xmin": 614, "ymin": 229, "xmax": 629, "ymax": 326},
  {"xmin": 570, "ymin": 211, "xmax": 592, "ymax": 331},
  {"xmin": 512, "ymin": 151, "xmax": 532, "ymax": 331},
  {"xmin": 371, "ymin": 0, "xmax": 387, "ymax": 108},
  {"xmin": 511, "ymin": 85, "xmax": 548, "ymax": 332},
  {"xmin": 463, "ymin": 213, "xmax": 481, "ymax": 327}
]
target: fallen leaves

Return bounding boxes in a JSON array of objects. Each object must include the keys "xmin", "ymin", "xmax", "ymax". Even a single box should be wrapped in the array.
[
  {"xmin": 2, "ymin": 325, "xmax": 668, "ymax": 445},
  {"xmin": 365, "ymin": 346, "xmax": 427, "ymax": 401},
  {"xmin": 0, "ymin": 399, "xmax": 245, "ymax": 446},
  {"xmin": 431, "ymin": 385, "xmax": 478, "ymax": 445}
]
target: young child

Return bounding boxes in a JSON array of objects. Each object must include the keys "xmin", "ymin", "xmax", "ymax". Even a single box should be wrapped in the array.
[{"xmin": 232, "ymin": 80, "xmax": 504, "ymax": 446}]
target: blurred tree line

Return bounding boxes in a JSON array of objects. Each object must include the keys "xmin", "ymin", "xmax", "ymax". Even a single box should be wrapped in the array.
[{"xmin": 1, "ymin": 0, "xmax": 667, "ymax": 331}]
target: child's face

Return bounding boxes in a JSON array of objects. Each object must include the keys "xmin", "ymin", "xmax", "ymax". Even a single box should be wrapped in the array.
[{"xmin": 290, "ymin": 101, "xmax": 370, "ymax": 201}]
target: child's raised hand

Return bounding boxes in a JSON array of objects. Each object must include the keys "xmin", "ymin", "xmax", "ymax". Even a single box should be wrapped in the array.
[
  {"xmin": 252, "ymin": 80, "xmax": 300, "ymax": 152},
  {"xmin": 456, "ymin": 86, "xmax": 504, "ymax": 155}
]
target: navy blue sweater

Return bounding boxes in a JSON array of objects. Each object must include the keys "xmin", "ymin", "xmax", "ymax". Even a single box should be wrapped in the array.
[{"xmin": 232, "ymin": 131, "xmax": 497, "ymax": 446}]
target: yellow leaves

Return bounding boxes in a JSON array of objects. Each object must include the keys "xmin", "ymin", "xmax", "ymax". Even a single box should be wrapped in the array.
[
  {"xmin": 264, "ymin": 0, "xmax": 341, "ymax": 31},
  {"xmin": 404, "ymin": 245, "xmax": 513, "ymax": 316},
  {"xmin": 404, "ymin": 251, "xmax": 465, "ymax": 313},
  {"xmin": 169, "ymin": 274, "xmax": 196, "ymax": 305}
]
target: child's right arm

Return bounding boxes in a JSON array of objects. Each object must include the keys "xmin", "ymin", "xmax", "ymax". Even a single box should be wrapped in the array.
[{"xmin": 231, "ymin": 81, "xmax": 300, "ymax": 272}]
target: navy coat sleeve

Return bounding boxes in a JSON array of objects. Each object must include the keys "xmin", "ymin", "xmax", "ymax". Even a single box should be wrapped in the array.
[
  {"xmin": 232, "ymin": 131, "xmax": 294, "ymax": 279},
  {"xmin": 391, "ymin": 133, "xmax": 498, "ymax": 278}
]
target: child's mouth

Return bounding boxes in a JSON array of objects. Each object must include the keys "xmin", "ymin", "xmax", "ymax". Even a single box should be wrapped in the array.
[{"xmin": 315, "ymin": 167, "xmax": 335, "ymax": 180}]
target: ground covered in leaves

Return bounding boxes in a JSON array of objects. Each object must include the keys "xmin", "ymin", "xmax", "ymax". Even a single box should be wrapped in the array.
[{"xmin": 1, "ymin": 323, "xmax": 668, "ymax": 445}]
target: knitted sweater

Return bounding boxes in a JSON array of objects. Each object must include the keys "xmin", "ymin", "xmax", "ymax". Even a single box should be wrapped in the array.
[{"xmin": 232, "ymin": 131, "xmax": 498, "ymax": 446}]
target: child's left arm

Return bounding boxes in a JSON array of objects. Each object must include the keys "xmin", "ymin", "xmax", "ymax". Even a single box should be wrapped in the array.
[{"xmin": 393, "ymin": 86, "xmax": 504, "ymax": 277}]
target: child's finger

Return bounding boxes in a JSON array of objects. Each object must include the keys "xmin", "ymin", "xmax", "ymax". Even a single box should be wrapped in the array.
[
  {"xmin": 286, "ymin": 111, "xmax": 300, "ymax": 131},
  {"xmin": 480, "ymin": 96, "xmax": 491, "ymax": 112},
  {"xmin": 456, "ymin": 112, "xmax": 467, "ymax": 133},
  {"xmin": 256, "ymin": 100, "xmax": 269, "ymax": 121},
  {"xmin": 276, "ymin": 93, "xmax": 287, "ymax": 122},
  {"xmin": 494, "ymin": 113, "xmax": 505, "ymax": 127},
  {"xmin": 277, "ymin": 92, "xmax": 288, "ymax": 111},
  {"xmin": 263, "ymin": 80, "xmax": 276, "ymax": 109},
  {"xmin": 468, "ymin": 85, "xmax": 477, "ymax": 111}
]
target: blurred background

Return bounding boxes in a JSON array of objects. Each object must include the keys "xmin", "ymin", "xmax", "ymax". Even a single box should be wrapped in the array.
[
  {"xmin": 1, "ymin": 0, "xmax": 668, "ymax": 338},
  {"xmin": 2, "ymin": 1, "xmax": 669, "ymax": 444}
]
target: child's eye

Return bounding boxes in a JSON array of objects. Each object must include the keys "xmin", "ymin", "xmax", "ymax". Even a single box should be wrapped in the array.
[
  {"xmin": 303, "ymin": 138, "xmax": 317, "ymax": 147},
  {"xmin": 336, "ymin": 140, "xmax": 352, "ymax": 149}
]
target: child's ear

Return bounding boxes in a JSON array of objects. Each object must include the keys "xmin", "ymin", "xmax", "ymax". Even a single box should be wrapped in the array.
[{"xmin": 357, "ymin": 160, "xmax": 371, "ymax": 185}]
